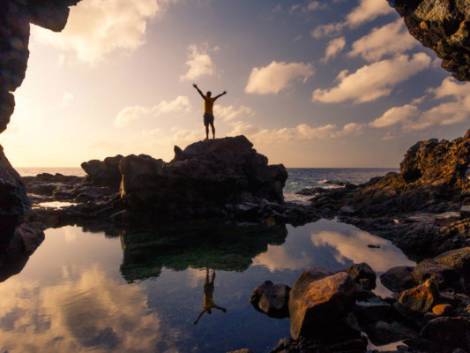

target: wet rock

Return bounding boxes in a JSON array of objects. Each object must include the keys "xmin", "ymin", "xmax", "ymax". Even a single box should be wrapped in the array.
[
  {"xmin": 398, "ymin": 279, "xmax": 439, "ymax": 313},
  {"xmin": 227, "ymin": 350, "xmax": 252, "ymax": 353},
  {"xmin": 380, "ymin": 266, "xmax": 417, "ymax": 293},
  {"xmin": 81, "ymin": 155, "xmax": 123, "ymax": 189},
  {"xmin": 251, "ymin": 281, "xmax": 290, "ymax": 318},
  {"xmin": 354, "ymin": 296, "xmax": 393, "ymax": 324},
  {"xmin": 420, "ymin": 317, "xmax": 470, "ymax": 352},
  {"xmin": 347, "ymin": 263, "xmax": 376, "ymax": 291},
  {"xmin": 288, "ymin": 270, "xmax": 358, "ymax": 340},
  {"xmin": 392, "ymin": 0, "xmax": 470, "ymax": 81},
  {"xmin": 14, "ymin": 222, "xmax": 44, "ymax": 254}
]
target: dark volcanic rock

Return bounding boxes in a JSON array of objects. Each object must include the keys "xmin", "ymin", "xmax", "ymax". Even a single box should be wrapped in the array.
[
  {"xmin": 120, "ymin": 136, "xmax": 288, "ymax": 218},
  {"xmin": 81, "ymin": 155, "xmax": 123, "ymax": 188},
  {"xmin": 0, "ymin": 145, "xmax": 29, "ymax": 240},
  {"xmin": 391, "ymin": 0, "xmax": 470, "ymax": 81},
  {"xmin": 380, "ymin": 266, "xmax": 417, "ymax": 293},
  {"xmin": 251, "ymin": 281, "xmax": 291, "ymax": 318},
  {"xmin": 420, "ymin": 316, "xmax": 470, "ymax": 352}
]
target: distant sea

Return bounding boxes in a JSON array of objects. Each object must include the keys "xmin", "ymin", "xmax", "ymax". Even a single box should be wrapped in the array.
[{"xmin": 18, "ymin": 167, "xmax": 397, "ymax": 199}]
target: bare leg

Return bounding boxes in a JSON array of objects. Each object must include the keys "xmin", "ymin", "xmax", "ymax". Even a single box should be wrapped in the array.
[
  {"xmin": 210, "ymin": 122, "xmax": 215, "ymax": 139},
  {"xmin": 213, "ymin": 305, "xmax": 227, "ymax": 313},
  {"xmin": 205, "ymin": 125, "xmax": 209, "ymax": 140}
]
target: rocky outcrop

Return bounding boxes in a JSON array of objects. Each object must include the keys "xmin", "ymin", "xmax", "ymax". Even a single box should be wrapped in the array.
[
  {"xmin": 310, "ymin": 130, "xmax": 470, "ymax": 258},
  {"xmin": 391, "ymin": 0, "xmax": 470, "ymax": 81},
  {"xmin": 0, "ymin": 146, "xmax": 29, "ymax": 242},
  {"xmin": 119, "ymin": 136, "xmax": 288, "ymax": 218},
  {"xmin": 251, "ymin": 281, "xmax": 291, "ymax": 318},
  {"xmin": 81, "ymin": 155, "xmax": 123, "ymax": 188}
]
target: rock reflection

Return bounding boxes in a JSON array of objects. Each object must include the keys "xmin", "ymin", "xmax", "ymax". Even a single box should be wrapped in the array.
[
  {"xmin": 0, "ymin": 267, "xmax": 179, "ymax": 353},
  {"xmin": 120, "ymin": 222, "xmax": 288, "ymax": 282}
]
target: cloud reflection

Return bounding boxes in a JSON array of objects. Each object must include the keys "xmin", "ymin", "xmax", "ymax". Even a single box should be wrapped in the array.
[{"xmin": 0, "ymin": 267, "xmax": 179, "ymax": 353}]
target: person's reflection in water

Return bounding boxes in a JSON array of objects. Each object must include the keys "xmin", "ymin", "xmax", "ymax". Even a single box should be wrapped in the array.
[{"xmin": 193, "ymin": 268, "xmax": 227, "ymax": 325}]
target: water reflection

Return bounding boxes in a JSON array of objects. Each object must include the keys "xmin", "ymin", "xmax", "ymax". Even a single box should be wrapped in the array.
[
  {"xmin": 0, "ymin": 220, "xmax": 414, "ymax": 353},
  {"xmin": 120, "ymin": 222, "xmax": 288, "ymax": 282},
  {"xmin": 193, "ymin": 268, "xmax": 227, "ymax": 325},
  {"xmin": 0, "ymin": 267, "xmax": 179, "ymax": 353}
]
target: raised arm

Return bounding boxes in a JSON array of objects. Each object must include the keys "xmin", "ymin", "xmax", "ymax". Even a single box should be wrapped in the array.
[
  {"xmin": 193, "ymin": 83, "xmax": 205, "ymax": 99},
  {"xmin": 214, "ymin": 91, "xmax": 227, "ymax": 100}
]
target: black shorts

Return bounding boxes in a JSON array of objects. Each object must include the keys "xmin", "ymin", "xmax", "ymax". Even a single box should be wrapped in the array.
[{"xmin": 204, "ymin": 113, "xmax": 214, "ymax": 126}]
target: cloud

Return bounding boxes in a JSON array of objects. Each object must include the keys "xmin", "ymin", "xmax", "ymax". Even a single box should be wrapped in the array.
[
  {"xmin": 346, "ymin": 0, "xmax": 394, "ymax": 27},
  {"xmin": 370, "ymin": 104, "xmax": 420, "ymax": 128},
  {"xmin": 246, "ymin": 122, "xmax": 363, "ymax": 145},
  {"xmin": 311, "ymin": 22, "xmax": 345, "ymax": 39},
  {"xmin": 32, "ymin": 0, "xmax": 167, "ymax": 64},
  {"xmin": 322, "ymin": 36, "xmax": 346, "ymax": 62},
  {"xmin": 290, "ymin": 1, "xmax": 325, "ymax": 13},
  {"xmin": 349, "ymin": 19, "xmax": 417, "ymax": 61},
  {"xmin": 180, "ymin": 44, "xmax": 216, "ymax": 81},
  {"xmin": 313, "ymin": 53, "xmax": 431, "ymax": 104},
  {"xmin": 245, "ymin": 61, "xmax": 314, "ymax": 95},
  {"xmin": 371, "ymin": 78, "xmax": 470, "ymax": 131},
  {"xmin": 114, "ymin": 96, "xmax": 191, "ymax": 128},
  {"xmin": 214, "ymin": 104, "xmax": 255, "ymax": 122}
]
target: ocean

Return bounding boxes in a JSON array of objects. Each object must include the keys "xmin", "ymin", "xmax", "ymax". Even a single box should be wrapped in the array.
[{"xmin": 18, "ymin": 167, "xmax": 397, "ymax": 195}]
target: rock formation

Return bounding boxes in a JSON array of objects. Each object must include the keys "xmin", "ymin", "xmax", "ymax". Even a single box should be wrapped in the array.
[
  {"xmin": 81, "ymin": 155, "xmax": 123, "ymax": 189},
  {"xmin": 391, "ymin": 0, "xmax": 470, "ymax": 81}
]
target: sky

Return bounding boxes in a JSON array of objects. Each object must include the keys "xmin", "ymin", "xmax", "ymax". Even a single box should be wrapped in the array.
[{"xmin": 1, "ymin": 0, "xmax": 469, "ymax": 168}]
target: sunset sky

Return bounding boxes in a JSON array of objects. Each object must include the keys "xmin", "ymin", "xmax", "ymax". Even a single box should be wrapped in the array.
[{"xmin": 2, "ymin": 0, "xmax": 469, "ymax": 168}]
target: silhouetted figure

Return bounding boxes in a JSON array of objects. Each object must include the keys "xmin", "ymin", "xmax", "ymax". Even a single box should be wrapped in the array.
[
  {"xmin": 193, "ymin": 268, "xmax": 227, "ymax": 325},
  {"xmin": 193, "ymin": 83, "xmax": 227, "ymax": 140}
]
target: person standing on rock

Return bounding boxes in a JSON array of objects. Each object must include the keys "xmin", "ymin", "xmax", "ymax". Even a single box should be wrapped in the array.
[{"xmin": 193, "ymin": 83, "xmax": 227, "ymax": 140}]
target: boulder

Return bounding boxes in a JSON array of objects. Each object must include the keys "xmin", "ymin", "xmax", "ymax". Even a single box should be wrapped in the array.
[
  {"xmin": 380, "ymin": 266, "xmax": 417, "ymax": 293},
  {"xmin": 421, "ymin": 317, "xmax": 470, "ymax": 352},
  {"xmin": 0, "ymin": 145, "xmax": 29, "ymax": 243},
  {"xmin": 398, "ymin": 279, "xmax": 439, "ymax": 313},
  {"xmin": 347, "ymin": 263, "xmax": 376, "ymax": 291},
  {"xmin": 391, "ymin": 0, "xmax": 470, "ymax": 81},
  {"xmin": 250, "ymin": 281, "xmax": 290, "ymax": 318},
  {"xmin": 288, "ymin": 270, "xmax": 358, "ymax": 340},
  {"xmin": 119, "ymin": 136, "xmax": 288, "ymax": 218},
  {"xmin": 81, "ymin": 155, "xmax": 123, "ymax": 188}
]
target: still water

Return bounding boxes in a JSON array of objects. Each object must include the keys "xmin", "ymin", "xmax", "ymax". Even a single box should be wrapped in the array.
[{"xmin": 0, "ymin": 220, "xmax": 413, "ymax": 353}]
